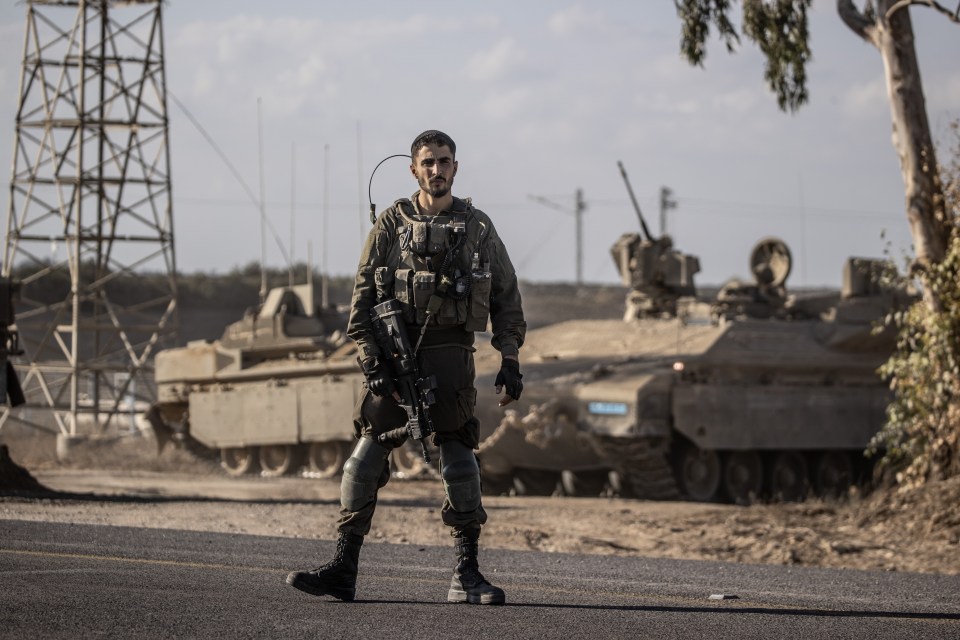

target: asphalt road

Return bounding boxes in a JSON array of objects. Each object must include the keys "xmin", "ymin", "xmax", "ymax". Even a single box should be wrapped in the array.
[{"xmin": 1, "ymin": 519, "xmax": 958, "ymax": 639}]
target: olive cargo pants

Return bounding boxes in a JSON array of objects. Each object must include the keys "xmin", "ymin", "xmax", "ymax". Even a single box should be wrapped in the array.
[{"xmin": 337, "ymin": 344, "xmax": 487, "ymax": 536}]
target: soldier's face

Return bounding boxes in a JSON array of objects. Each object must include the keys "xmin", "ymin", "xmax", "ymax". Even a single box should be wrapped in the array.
[{"xmin": 411, "ymin": 143, "xmax": 457, "ymax": 198}]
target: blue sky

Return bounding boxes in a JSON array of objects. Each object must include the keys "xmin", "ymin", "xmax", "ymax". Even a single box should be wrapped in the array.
[{"xmin": 1, "ymin": 1, "xmax": 957, "ymax": 288}]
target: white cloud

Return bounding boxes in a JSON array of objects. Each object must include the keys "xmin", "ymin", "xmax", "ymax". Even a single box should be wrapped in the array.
[
  {"xmin": 518, "ymin": 118, "xmax": 578, "ymax": 145},
  {"xmin": 0, "ymin": 21, "xmax": 20, "ymax": 94},
  {"xmin": 711, "ymin": 86, "xmax": 765, "ymax": 113},
  {"xmin": 925, "ymin": 71, "xmax": 960, "ymax": 113},
  {"xmin": 547, "ymin": 5, "xmax": 612, "ymax": 38},
  {"xmin": 478, "ymin": 84, "xmax": 537, "ymax": 120},
  {"xmin": 839, "ymin": 78, "xmax": 887, "ymax": 116},
  {"xmin": 172, "ymin": 15, "xmax": 336, "ymax": 110},
  {"xmin": 633, "ymin": 91, "xmax": 700, "ymax": 116},
  {"xmin": 165, "ymin": 11, "xmax": 520, "ymax": 124},
  {"xmin": 465, "ymin": 37, "xmax": 529, "ymax": 82},
  {"xmin": 278, "ymin": 53, "xmax": 331, "ymax": 92}
]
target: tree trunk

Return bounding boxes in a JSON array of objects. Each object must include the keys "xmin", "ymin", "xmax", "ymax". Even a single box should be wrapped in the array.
[{"xmin": 838, "ymin": 1, "xmax": 948, "ymax": 311}]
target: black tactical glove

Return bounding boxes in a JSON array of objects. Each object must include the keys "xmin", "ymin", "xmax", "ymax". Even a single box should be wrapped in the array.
[
  {"xmin": 361, "ymin": 357, "xmax": 396, "ymax": 398},
  {"xmin": 495, "ymin": 358, "xmax": 523, "ymax": 401}
]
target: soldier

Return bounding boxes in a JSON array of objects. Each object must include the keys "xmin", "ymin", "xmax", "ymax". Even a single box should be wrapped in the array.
[{"xmin": 286, "ymin": 129, "xmax": 526, "ymax": 605}]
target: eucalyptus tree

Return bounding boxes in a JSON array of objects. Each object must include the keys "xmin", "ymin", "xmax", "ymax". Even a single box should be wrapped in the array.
[{"xmin": 675, "ymin": 0, "xmax": 959, "ymax": 309}]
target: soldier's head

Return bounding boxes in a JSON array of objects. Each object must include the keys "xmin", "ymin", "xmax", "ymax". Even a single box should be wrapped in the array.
[
  {"xmin": 410, "ymin": 130, "xmax": 458, "ymax": 199},
  {"xmin": 411, "ymin": 130, "xmax": 456, "ymax": 159}
]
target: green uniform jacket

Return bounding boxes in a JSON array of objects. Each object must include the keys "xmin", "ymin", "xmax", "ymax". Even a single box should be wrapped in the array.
[{"xmin": 348, "ymin": 192, "xmax": 526, "ymax": 361}]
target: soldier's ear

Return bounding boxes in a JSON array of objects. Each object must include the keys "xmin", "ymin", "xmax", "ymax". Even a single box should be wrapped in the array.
[
  {"xmin": 410, "ymin": 163, "xmax": 417, "ymax": 178},
  {"xmin": 453, "ymin": 160, "xmax": 458, "ymax": 176}
]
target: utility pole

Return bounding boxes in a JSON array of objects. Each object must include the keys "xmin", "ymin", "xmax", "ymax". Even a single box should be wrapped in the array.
[
  {"xmin": 659, "ymin": 186, "xmax": 677, "ymax": 239},
  {"xmin": 289, "ymin": 142, "xmax": 296, "ymax": 288},
  {"xmin": 528, "ymin": 190, "xmax": 586, "ymax": 286},
  {"xmin": 322, "ymin": 143, "xmax": 330, "ymax": 309},
  {"xmin": 574, "ymin": 189, "xmax": 585, "ymax": 286},
  {"xmin": 257, "ymin": 97, "xmax": 268, "ymax": 303}
]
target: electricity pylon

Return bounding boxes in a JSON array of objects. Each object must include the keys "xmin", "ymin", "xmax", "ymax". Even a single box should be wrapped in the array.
[{"xmin": 2, "ymin": 0, "xmax": 178, "ymax": 439}]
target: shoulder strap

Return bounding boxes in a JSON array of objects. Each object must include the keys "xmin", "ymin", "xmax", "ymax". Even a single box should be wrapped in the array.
[{"xmin": 393, "ymin": 198, "xmax": 417, "ymax": 224}]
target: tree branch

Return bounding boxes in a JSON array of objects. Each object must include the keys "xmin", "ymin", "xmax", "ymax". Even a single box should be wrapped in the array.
[
  {"xmin": 886, "ymin": 0, "xmax": 960, "ymax": 23},
  {"xmin": 837, "ymin": 0, "xmax": 878, "ymax": 44}
]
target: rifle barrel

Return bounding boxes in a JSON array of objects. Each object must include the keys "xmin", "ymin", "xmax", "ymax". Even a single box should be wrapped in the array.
[{"xmin": 617, "ymin": 160, "xmax": 654, "ymax": 242}]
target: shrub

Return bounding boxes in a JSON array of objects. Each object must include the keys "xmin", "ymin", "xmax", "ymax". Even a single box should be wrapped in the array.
[{"xmin": 872, "ymin": 124, "xmax": 960, "ymax": 487}]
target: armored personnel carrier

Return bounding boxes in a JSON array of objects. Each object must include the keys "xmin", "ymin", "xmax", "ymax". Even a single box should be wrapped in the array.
[
  {"xmin": 149, "ymin": 282, "xmax": 427, "ymax": 478},
  {"xmin": 475, "ymin": 163, "xmax": 910, "ymax": 502},
  {"xmin": 477, "ymin": 237, "xmax": 908, "ymax": 503}
]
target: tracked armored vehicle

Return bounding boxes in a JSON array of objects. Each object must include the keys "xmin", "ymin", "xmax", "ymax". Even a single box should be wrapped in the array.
[
  {"xmin": 478, "ymin": 237, "xmax": 908, "ymax": 503},
  {"xmin": 475, "ymin": 163, "xmax": 910, "ymax": 502},
  {"xmin": 149, "ymin": 282, "xmax": 427, "ymax": 478}
]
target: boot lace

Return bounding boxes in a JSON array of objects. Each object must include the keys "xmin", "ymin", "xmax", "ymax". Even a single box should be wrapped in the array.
[
  {"xmin": 312, "ymin": 537, "xmax": 349, "ymax": 573},
  {"xmin": 457, "ymin": 562, "xmax": 492, "ymax": 588}
]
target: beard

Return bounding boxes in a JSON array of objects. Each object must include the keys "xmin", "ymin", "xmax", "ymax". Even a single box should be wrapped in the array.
[{"xmin": 420, "ymin": 175, "xmax": 452, "ymax": 198}]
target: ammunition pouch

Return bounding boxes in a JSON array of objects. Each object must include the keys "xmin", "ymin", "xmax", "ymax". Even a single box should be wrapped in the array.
[
  {"xmin": 387, "ymin": 204, "xmax": 491, "ymax": 330},
  {"xmin": 465, "ymin": 271, "xmax": 491, "ymax": 332},
  {"xmin": 393, "ymin": 268, "xmax": 490, "ymax": 329},
  {"xmin": 412, "ymin": 271, "xmax": 436, "ymax": 324},
  {"xmin": 409, "ymin": 220, "xmax": 450, "ymax": 256}
]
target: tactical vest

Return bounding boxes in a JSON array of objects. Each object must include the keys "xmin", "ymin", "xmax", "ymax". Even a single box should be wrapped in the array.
[{"xmin": 374, "ymin": 198, "xmax": 492, "ymax": 331}]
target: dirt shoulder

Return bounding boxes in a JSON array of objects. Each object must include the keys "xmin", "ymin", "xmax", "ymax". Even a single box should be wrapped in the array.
[{"xmin": 1, "ymin": 440, "xmax": 958, "ymax": 576}]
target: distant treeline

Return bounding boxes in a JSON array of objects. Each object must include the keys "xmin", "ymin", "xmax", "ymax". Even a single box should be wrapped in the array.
[
  {"xmin": 8, "ymin": 261, "xmax": 355, "ymax": 312},
  {"xmin": 8, "ymin": 259, "xmax": 641, "ymax": 346}
]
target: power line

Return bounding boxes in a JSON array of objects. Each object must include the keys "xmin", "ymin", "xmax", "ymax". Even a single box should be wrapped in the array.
[
  {"xmin": 175, "ymin": 194, "xmax": 906, "ymax": 222},
  {"xmin": 590, "ymin": 196, "xmax": 905, "ymax": 220},
  {"xmin": 527, "ymin": 191, "xmax": 586, "ymax": 286},
  {"xmin": 169, "ymin": 91, "xmax": 291, "ymax": 268}
]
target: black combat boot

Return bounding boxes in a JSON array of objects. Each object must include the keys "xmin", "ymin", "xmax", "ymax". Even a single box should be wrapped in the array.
[
  {"xmin": 286, "ymin": 532, "xmax": 363, "ymax": 602},
  {"xmin": 447, "ymin": 529, "xmax": 505, "ymax": 605}
]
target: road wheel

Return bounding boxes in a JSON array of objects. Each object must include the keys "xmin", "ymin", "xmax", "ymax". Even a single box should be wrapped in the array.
[
  {"xmin": 392, "ymin": 441, "xmax": 431, "ymax": 478},
  {"xmin": 607, "ymin": 470, "xmax": 631, "ymax": 497},
  {"xmin": 220, "ymin": 447, "xmax": 257, "ymax": 477},
  {"xmin": 770, "ymin": 451, "xmax": 810, "ymax": 502},
  {"xmin": 813, "ymin": 451, "xmax": 853, "ymax": 498},
  {"xmin": 560, "ymin": 470, "xmax": 610, "ymax": 497},
  {"xmin": 677, "ymin": 445, "xmax": 722, "ymax": 502},
  {"xmin": 258, "ymin": 444, "xmax": 298, "ymax": 477},
  {"xmin": 723, "ymin": 451, "xmax": 764, "ymax": 505},
  {"xmin": 512, "ymin": 469, "xmax": 561, "ymax": 496},
  {"xmin": 307, "ymin": 441, "xmax": 347, "ymax": 478}
]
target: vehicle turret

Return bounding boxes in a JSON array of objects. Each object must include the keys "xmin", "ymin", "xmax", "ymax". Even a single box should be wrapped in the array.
[{"xmin": 613, "ymin": 161, "xmax": 700, "ymax": 319}]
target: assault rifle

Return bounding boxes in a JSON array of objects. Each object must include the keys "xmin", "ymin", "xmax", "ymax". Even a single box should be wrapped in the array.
[{"xmin": 369, "ymin": 298, "xmax": 436, "ymax": 462}]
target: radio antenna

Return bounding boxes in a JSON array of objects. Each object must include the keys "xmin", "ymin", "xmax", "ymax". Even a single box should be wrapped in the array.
[{"xmin": 367, "ymin": 154, "xmax": 411, "ymax": 223}]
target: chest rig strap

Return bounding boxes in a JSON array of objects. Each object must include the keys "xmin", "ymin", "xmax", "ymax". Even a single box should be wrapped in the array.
[{"xmin": 394, "ymin": 202, "xmax": 473, "ymax": 352}]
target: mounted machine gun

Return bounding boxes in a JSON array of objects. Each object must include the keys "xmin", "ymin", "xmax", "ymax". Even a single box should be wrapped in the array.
[{"xmin": 611, "ymin": 161, "xmax": 700, "ymax": 319}]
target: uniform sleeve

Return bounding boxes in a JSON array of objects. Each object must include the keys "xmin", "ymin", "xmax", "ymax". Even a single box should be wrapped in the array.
[
  {"xmin": 483, "ymin": 217, "xmax": 527, "ymax": 357},
  {"xmin": 347, "ymin": 210, "xmax": 394, "ymax": 363}
]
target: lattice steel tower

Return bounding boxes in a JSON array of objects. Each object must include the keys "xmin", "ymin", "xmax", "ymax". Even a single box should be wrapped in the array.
[{"xmin": 2, "ymin": 0, "xmax": 177, "ymax": 438}]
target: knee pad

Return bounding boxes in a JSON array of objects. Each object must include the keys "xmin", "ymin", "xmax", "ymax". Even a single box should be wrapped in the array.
[
  {"xmin": 440, "ymin": 440, "xmax": 482, "ymax": 513},
  {"xmin": 340, "ymin": 437, "xmax": 390, "ymax": 512}
]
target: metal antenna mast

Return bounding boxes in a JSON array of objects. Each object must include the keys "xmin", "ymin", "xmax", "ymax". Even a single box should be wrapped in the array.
[{"xmin": 2, "ymin": 0, "xmax": 178, "ymax": 444}]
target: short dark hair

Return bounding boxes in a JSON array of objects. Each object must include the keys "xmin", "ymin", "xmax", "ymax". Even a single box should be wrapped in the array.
[{"xmin": 411, "ymin": 130, "xmax": 456, "ymax": 158}]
